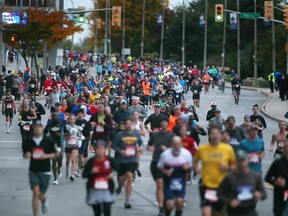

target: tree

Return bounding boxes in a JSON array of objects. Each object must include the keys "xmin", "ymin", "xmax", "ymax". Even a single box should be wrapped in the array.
[{"xmin": 3, "ymin": 9, "xmax": 83, "ymax": 72}]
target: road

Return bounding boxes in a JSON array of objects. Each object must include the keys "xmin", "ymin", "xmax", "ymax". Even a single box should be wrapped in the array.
[{"xmin": 0, "ymin": 84, "xmax": 278, "ymax": 216}]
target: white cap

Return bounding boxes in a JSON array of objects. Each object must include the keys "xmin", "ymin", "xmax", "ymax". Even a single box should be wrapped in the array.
[{"xmin": 211, "ymin": 102, "xmax": 217, "ymax": 106}]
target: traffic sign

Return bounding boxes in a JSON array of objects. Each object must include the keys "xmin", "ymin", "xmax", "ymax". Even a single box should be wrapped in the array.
[
  {"xmin": 102, "ymin": 38, "xmax": 111, "ymax": 43},
  {"xmin": 240, "ymin": 13, "xmax": 260, "ymax": 19}
]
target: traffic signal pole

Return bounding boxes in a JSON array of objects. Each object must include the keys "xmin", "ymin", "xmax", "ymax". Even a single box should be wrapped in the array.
[
  {"xmin": 253, "ymin": 0, "xmax": 257, "ymax": 86},
  {"xmin": 222, "ymin": 0, "xmax": 227, "ymax": 71},
  {"xmin": 0, "ymin": 0, "xmax": 3, "ymax": 71},
  {"xmin": 237, "ymin": 0, "xmax": 241, "ymax": 78}
]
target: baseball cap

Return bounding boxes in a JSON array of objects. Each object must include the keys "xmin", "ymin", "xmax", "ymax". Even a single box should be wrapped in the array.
[
  {"xmin": 214, "ymin": 109, "xmax": 221, "ymax": 113},
  {"xmin": 211, "ymin": 102, "xmax": 217, "ymax": 106},
  {"xmin": 226, "ymin": 115, "xmax": 235, "ymax": 122},
  {"xmin": 244, "ymin": 114, "xmax": 250, "ymax": 119},
  {"xmin": 55, "ymin": 102, "xmax": 61, "ymax": 106},
  {"xmin": 154, "ymin": 103, "xmax": 161, "ymax": 108},
  {"xmin": 235, "ymin": 149, "xmax": 248, "ymax": 161},
  {"xmin": 120, "ymin": 99, "xmax": 127, "ymax": 105},
  {"xmin": 92, "ymin": 139, "xmax": 107, "ymax": 148},
  {"xmin": 188, "ymin": 105, "xmax": 194, "ymax": 109}
]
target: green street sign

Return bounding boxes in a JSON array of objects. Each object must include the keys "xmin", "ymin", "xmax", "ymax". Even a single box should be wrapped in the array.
[
  {"xmin": 103, "ymin": 38, "xmax": 111, "ymax": 43},
  {"xmin": 240, "ymin": 13, "xmax": 260, "ymax": 19}
]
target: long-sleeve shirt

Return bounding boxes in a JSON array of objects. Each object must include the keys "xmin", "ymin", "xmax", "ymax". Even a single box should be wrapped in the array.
[{"xmin": 127, "ymin": 105, "xmax": 147, "ymax": 120}]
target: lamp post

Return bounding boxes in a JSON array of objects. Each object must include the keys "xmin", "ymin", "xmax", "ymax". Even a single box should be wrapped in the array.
[
  {"xmin": 182, "ymin": 0, "xmax": 185, "ymax": 66},
  {"xmin": 141, "ymin": 0, "xmax": 146, "ymax": 57},
  {"xmin": 253, "ymin": 0, "xmax": 257, "ymax": 86},
  {"xmin": 160, "ymin": 0, "xmax": 165, "ymax": 60}
]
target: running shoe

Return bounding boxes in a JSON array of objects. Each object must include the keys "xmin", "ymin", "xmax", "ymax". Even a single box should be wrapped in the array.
[
  {"xmin": 69, "ymin": 175, "xmax": 75, "ymax": 182},
  {"xmin": 136, "ymin": 169, "xmax": 142, "ymax": 177},
  {"xmin": 65, "ymin": 171, "xmax": 69, "ymax": 179},
  {"xmin": 53, "ymin": 179, "xmax": 58, "ymax": 185},
  {"xmin": 41, "ymin": 201, "xmax": 48, "ymax": 214},
  {"xmin": 116, "ymin": 186, "xmax": 122, "ymax": 195},
  {"xmin": 124, "ymin": 203, "xmax": 132, "ymax": 209},
  {"xmin": 74, "ymin": 171, "xmax": 80, "ymax": 177}
]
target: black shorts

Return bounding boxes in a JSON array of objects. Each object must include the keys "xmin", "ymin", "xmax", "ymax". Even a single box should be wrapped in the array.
[
  {"xmin": 117, "ymin": 162, "xmax": 138, "ymax": 177},
  {"xmin": 193, "ymin": 94, "xmax": 200, "ymax": 100},
  {"xmin": 79, "ymin": 139, "xmax": 89, "ymax": 157},
  {"xmin": 150, "ymin": 161, "xmax": 164, "ymax": 180},
  {"xmin": 199, "ymin": 182, "xmax": 224, "ymax": 212},
  {"xmin": 5, "ymin": 110, "xmax": 13, "ymax": 118},
  {"xmin": 234, "ymin": 89, "xmax": 241, "ymax": 95},
  {"xmin": 65, "ymin": 147, "xmax": 79, "ymax": 154}
]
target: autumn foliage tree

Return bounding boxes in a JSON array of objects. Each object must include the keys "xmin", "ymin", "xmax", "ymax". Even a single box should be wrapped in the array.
[{"xmin": 3, "ymin": 9, "xmax": 83, "ymax": 69}]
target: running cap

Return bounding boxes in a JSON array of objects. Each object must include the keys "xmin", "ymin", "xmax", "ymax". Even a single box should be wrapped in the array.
[
  {"xmin": 211, "ymin": 102, "xmax": 217, "ymax": 106},
  {"xmin": 235, "ymin": 149, "xmax": 248, "ymax": 161}
]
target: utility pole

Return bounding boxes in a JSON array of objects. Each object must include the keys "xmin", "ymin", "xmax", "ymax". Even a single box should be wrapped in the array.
[
  {"xmin": 237, "ymin": 0, "xmax": 241, "ymax": 78},
  {"xmin": 272, "ymin": 1, "xmax": 276, "ymax": 72},
  {"xmin": 0, "ymin": 0, "xmax": 3, "ymax": 70},
  {"xmin": 221, "ymin": 0, "xmax": 227, "ymax": 70},
  {"xmin": 104, "ymin": 0, "xmax": 108, "ymax": 55},
  {"xmin": 94, "ymin": 1, "xmax": 99, "ymax": 54},
  {"xmin": 108, "ymin": 0, "xmax": 111, "ymax": 56},
  {"xmin": 182, "ymin": 0, "xmax": 185, "ymax": 66},
  {"xmin": 141, "ymin": 0, "xmax": 146, "ymax": 57},
  {"xmin": 203, "ymin": 0, "xmax": 208, "ymax": 68},
  {"xmin": 287, "ymin": 35, "xmax": 288, "ymax": 74},
  {"xmin": 253, "ymin": 0, "xmax": 257, "ymax": 86},
  {"xmin": 160, "ymin": 0, "xmax": 165, "ymax": 60},
  {"xmin": 122, "ymin": 0, "xmax": 125, "ymax": 52}
]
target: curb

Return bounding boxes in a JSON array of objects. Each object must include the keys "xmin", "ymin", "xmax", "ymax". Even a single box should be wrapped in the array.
[{"xmin": 225, "ymin": 82, "xmax": 284, "ymax": 122}]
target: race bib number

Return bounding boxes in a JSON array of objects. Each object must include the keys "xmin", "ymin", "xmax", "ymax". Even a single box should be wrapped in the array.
[
  {"xmin": 284, "ymin": 190, "xmax": 288, "ymax": 201},
  {"xmin": 235, "ymin": 84, "xmax": 240, "ymax": 88},
  {"xmin": 31, "ymin": 84, "xmax": 35, "ymax": 88},
  {"xmin": 193, "ymin": 90, "xmax": 198, "ymax": 94},
  {"xmin": 278, "ymin": 142, "xmax": 284, "ymax": 149},
  {"xmin": 249, "ymin": 153, "xmax": 260, "ymax": 163},
  {"xmin": 46, "ymin": 86, "xmax": 51, "ymax": 90},
  {"xmin": 237, "ymin": 185, "xmax": 253, "ymax": 201},
  {"xmin": 205, "ymin": 189, "xmax": 218, "ymax": 202},
  {"xmin": 94, "ymin": 178, "xmax": 109, "ymax": 190},
  {"xmin": 68, "ymin": 138, "xmax": 76, "ymax": 146},
  {"xmin": 96, "ymin": 125, "xmax": 104, "ymax": 133},
  {"xmin": 176, "ymin": 95, "xmax": 179, "ymax": 98},
  {"xmin": 153, "ymin": 128, "xmax": 160, "ymax": 132},
  {"xmin": 230, "ymin": 138, "xmax": 239, "ymax": 146},
  {"xmin": 170, "ymin": 178, "xmax": 183, "ymax": 191},
  {"xmin": 126, "ymin": 146, "xmax": 136, "ymax": 157},
  {"xmin": 6, "ymin": 103, "xmax": 12, "ymax": 109},
  {"xmin": 23, "ymin": 124, "xmax": 30, "ymax": 131},
  {"xmin": 32, "ymin": 147, "xmax": 44, "ymax": 160}
]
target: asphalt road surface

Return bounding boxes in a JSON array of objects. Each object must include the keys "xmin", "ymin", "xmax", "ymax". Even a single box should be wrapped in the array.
[{"xmin": 0, "ymin": 84, "xmax": 278, "ymax": 216}]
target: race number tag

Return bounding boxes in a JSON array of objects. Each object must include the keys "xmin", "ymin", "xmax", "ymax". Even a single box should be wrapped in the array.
[
  {"xmin": 32, "ymin": 147, "xmax": 44, "ymax": 160},
  {"xmin": 23, "ymin": 124, "xmax": 30, "ymax": 131},
  {"xmin": 237, "ymin": 185, "xmax": 253, "ymax": 201},
  {"xmin": 205, "ymin": 190, "xmax": 218, "ymax": 202},
  {"xmin": 94, "ymin": 178, "xmax": 109, "ymax": 190},
  {"xmin": 153, "ymin": 128, "xmax": 160, "ymax": 132},
  {"xmin": 249, "ymin": 153, "xmax": 260, "ymax": 163},
  {"xmin": 68, "ymin": 138, "xmax": 76, "ymax": 146},
  {"xmin": 193, "ymin": 90, "xmax": 198, "ymax": 94},
  {"xmin": 6, "ymin": 103, "xmax": 12, "ymax": 109},
  {"xmin": 176, "ymin": 95, "xmax": 179, "ymax": 98},
  {"xmin": 96, "ymin": 125, "xmax": 104, "ymax": 133},
  {"xmin": 46, "ymin": 86, "xmax": 51, "ymax": 90},
  {"xmin": 126, "ymin": 146, "xmax": 136, "ymax": 157},
  {"xmin": 278, "ymin": 142, "xmax": 284, "ymax": 149},
  {"xmin": 170, "ymin": 178, "xmax": 183, "ymax": 191},
  {"xmin": 284, "ymin": 190, "xmax": 288, "ymax": 202},
  {"xmin": 31, "ymin": 84, "xmax": 35, "ymax": 88},
  {"xmin": 235, "ymin": 84, "xmax": 240, "ymax": 88}
]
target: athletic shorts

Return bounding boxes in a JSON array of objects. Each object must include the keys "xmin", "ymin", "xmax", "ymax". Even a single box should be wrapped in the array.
[
  {"xmin": 199, "ymin": 182, "xmax": 224, "ymax": 212},
  {"xmin": 234, "ymin": 90, "xmax": 241, "ymax": 95},
  {"xmin": 164, "ymin": 181, "xmax": 186, "ymax": 200},
  {"xmin": 65, "ymin": 147, "xmax": 79, "ymax": 154},
  {"xmin": 150, "ymin": 161, "xmax": 164, "ymax": 180},
  {"xmin": 29, "ymin": 171, "xmax": 51, "ymax": 193},
  {"xmin": 79, "ymin": 139, "xmax": 89, "ymax": 157},
  {"xmin": 117, "ymin": 162, "xmax": 138, "ymax": 177},
  {"xmin": 5, "ymin": 110, "xmax": 13, "ymax": 118},
  {"xmin": 193, "ymin": 94, "xmax": 200, "ymax": 100}
]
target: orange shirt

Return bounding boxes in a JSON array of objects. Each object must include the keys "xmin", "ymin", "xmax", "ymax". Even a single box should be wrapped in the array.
[
  {"xmin": 203, "ymin": 74, "xmax": 211, "ymax": 84},
  {"xmin": 168, "ymin": 115, "xmax": 179, "ymax": 132},
  {"xmin": 142, "ymin": 82, "xmax": 151, "ymax": 96}
]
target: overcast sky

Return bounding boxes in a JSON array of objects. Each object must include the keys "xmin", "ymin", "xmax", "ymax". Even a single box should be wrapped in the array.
[{"xmin": 170, "ymin": 0, "xmax": 182, "ymax": 8}]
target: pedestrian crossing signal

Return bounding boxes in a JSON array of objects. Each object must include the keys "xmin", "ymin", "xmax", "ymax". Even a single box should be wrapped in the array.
[
  {"xmin": 284, "ymin": 5, "xmax": 288, "ymax": 28},
  {"xmin": 215, "ymin": 4, "xmax": 224, "ymax": 22},
  {"xmin": 112, "ymin": 6, "xmax": 121, "ymax": 27},
  {"xmin": 10, "ymin": 35, "xmax": 15, "ymax": 44},
  {"xmin": 264, "ymin": 1, "xmax": 273, "ymax": 20}
]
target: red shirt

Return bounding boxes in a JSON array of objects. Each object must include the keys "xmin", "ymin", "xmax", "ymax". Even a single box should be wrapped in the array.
[
  {"xmin": 182, "ymin": 136, "xmax": 198, "ymax": 156},
  {"xmin": 90, "ymin": 106, "xmax": 99, "ymax": 115},
  {"xmin": 180, "ymin": 106, "xmax": 188, "ymax": 113},
  {"xmin": 91, "ymin": 156, "xmax": 111, "ymax": 188},
  {"xmin": 43, "ymin": 80, "xmax": 55, "ymax": 94}
]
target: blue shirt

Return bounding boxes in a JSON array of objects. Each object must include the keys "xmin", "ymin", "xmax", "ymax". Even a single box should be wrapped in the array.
[
  {"xmin": 112, "ymin": 130, "xmax": 143, "ymax": 163},
  {"xmin": 96, "ymin": 65, "xmax": 103, "ymax": 74},
  {"xmin": 240, "ymin": 138, "xmax": 264, "ymax": 173}
]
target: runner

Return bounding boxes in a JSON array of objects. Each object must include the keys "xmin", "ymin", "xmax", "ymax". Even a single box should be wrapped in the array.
[
  {"xmin": 218, "ymin": 149, "xmax": 267, "ymax": 216},
  {"xmin": 82, "ymin": 140, "xmax": 116, "ymax": 216},
  {"xmin": 2, "ymin": 89, "xmax": 16, "ymax": 133},
  {"xmin": 239, "ymin": 124, "xmax": 265, "ymax": 174},
  {"xmin": 23, "ymin": 121, "xmax": 57, "ymax": 216},
  {"xmin": 224, "ymin": 116, "xmax": 245, "ymax": 149},
  {"xmin": 168, "ymin": 105, "xmax": 181, "ymax": 132},
  {"xmin": 193, "ymin": 127, "xmax": 236, "ymax": 216},
  {"xmin": 265, "ymin": 140, "xmax": 288, "ymax": 216},
  {"xmin": 250, "ymin": 104, "xmax": 267, "ymax": 139},
  {"xmin": 44, "ymin": 112, "xmax": 67, "ymax": 185},
  {"xmin": 202, "ymin": 72, "xmax": 211, "ymax": 94},
  {"xmin": 19, "ymin": 98, "xmax": 37, "ymax": 153},
  {"xmin": 206, "ymin": 102, "xmax": 217, "ymax": 121},
  {"xmin": 112, "ymin": 118, "xmax": 144, "ymax": 209},
  {"xmin": 208, "ymin": 109, "xmax": 225, "ymax": 131},
  {"xmin": 144, "ymin": 103, "xmax": 166, "ymax": 132},
  {"xmin": 65, "ymin": 114, "xmax": 83, "ymax": 181},
  {"xmin": 157, "ymin": 136, "xmax": 192, "ymax": 216},
  {"xmin": 269, "ymin": 120, "xmax": 288, "ymax": 159},
  {"xmin": 232, "ymin": 75, "xmax": 242, "ymax": 105},
  {"xmin": 147, "ymin": 118, "xmax": 174, "ymax": 216},
  {"xmin": 191, "ymin": 80, "xmax": 202, "ymax": 108}
]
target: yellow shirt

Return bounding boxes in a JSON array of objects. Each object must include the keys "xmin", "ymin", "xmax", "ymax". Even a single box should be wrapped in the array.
[
  {"xmin": 194, "ymin": 142, "xmax": 236, "ymax": 189},
  {"xmin": 88, "ymin": 93, "xmax": 101, "ymax": 104}
]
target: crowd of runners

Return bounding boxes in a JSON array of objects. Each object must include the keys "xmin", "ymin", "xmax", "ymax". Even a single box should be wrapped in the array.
[{"xmin": 1, "ymin": 56, "xmax": 288, "ymax": 216}]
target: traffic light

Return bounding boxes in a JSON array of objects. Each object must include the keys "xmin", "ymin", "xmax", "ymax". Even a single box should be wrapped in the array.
[
  {"xmin": 284, "ymin": 5, "xmax": 288, "ymax": 28},
  {"xmin": 97, "ymin": 19, "xmax": 101, "ymax": 29},
  {"xmin": 264, "ymin": 1, "xmax": 274, "ymax": 20},
  {"xmin": 10, "ymin": 35, "xmax": 15, "ymax": 44},
  {"xmin": 215, "ymin": 4, "xmax": 224, "ymax": 22},
  {"xmin": 73, "ymin": 14, "xmax": 78, "ymax": 23},
  {"xmin": 78, "ymin": 13, "xmax": 85, "ymax": 23},
  {"xmin": 112, "ymin": 6, "xmax": 121, "ymax": 27}
]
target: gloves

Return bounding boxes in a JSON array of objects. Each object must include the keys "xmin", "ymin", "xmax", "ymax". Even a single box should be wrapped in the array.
[{"xmin": 2, "ymin": 111, "xmax": 4, "ymax": 115}]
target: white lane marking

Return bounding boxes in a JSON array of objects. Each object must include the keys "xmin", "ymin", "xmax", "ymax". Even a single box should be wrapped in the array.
[{"xmin": 0, "ymin": 141, "xmax": 21, "ymax": 142}]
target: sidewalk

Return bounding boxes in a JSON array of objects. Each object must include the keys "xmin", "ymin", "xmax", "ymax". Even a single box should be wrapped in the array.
[{"xmin": 225, "ymin": 82, "xmax": 288, "ymax": 122}]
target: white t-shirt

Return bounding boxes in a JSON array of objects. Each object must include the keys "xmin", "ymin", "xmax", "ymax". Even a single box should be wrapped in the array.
[{"xmin": 157, "ymin": 148, "xmax": 192, "ymax": 169}]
